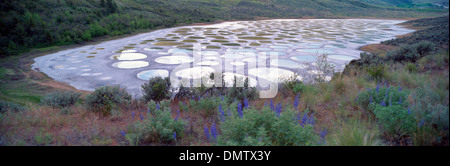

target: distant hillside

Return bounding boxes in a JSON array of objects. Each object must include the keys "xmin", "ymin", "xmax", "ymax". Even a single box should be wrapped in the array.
[{"xmin": 0, "ymin": 0, "xmax": 448, "ymax": 56}]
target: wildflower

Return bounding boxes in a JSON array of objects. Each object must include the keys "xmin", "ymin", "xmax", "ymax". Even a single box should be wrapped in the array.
[
  {"xmin": 294, "ymin": 93, "xmax": 300, "ymax": 109},
  {"xmin": 398, "ymin": 83, "xmax": 402, "ymax": 92},
  {"xmin": 369, "ymin": 96, "xmax": 373, "ymax": 104},
  {"xmin": 418, "ymin": 119, "xmax": 425, "ymax": 127},
  {"xmin": 121, "ymin": 130, "xmax": 126, "ymax": 137},
  {"xmin": 244, "ymin": 98, "xmax": 249, "ymax": 109},
  {"xmin": 300, "ymin": 114, "xmax": 308, "ymax": 127},
  {"xmin": 132, "ymin": 112, "xmax": 135, "ymax": 120},
  {"xmin": 366, "ymin": 88, "xmax": 372, "ymax": 91},
  {"xmin": 156, "ymin": 103, "xmax": 160, "ymax": 110},
  {"xmin": 221, "ymin": 96, "xmax": 224, "ymax": 101},
  {"xmin": 376, "ymin": 83, "xmax": 380, "ymax": 94},
  {"xmin": 275, "ymin": 103, "xmax": 282, "ymax": 117},
  {"xmin": 398, "ymin": 98, "xmax": 402, "ymax": 105},
  {"xmin": 204, "ymin": 126, "xmax": 210, "ymax": 141},
  {"xmin": 175, "ymin": 109, "xmax": 180, "ymax": 121},
  {"xmin": 270, "ymin": 99, "xmax": 275, "ymax": 111},
  {"xmin": 307, "ymin": 113, "xmax": 315, "ymax": 125},
  {"xmin": 173, "ymin": 132, "xmax": 177, "ymax": 141},
  {"xmin": 147, "ymin": 108, "xmax": 151, "ymax": 114},
  {"xmin": 219, "ymin": 105, "xmax": 225, "ymax": 122},
  {"xmin": 140, "ymin": 114, "xmax": 144, "ymax": 120},
  {"xmin": 198, "ymin": 96, "xmax": 202, "ymax": 101},
  {"xmin": 407, "ymin": 107, "xmax": 412, "ymax": 115},
  {"xmin": 264, "ymin": 101, "xmax": 268, "ymax": 107},
  {"xmin": 211, "ymin": 123, "xmax": 218, "ymax": 141},
  {"xmin": 384, "ymin": 80, "xmax": 387, "ymax": 87},
  {"xmin": 237, "ymin": 102, "xmax": 243, "ymax": 118},
  {"xmin": 318, "ymin": 129, "xmax": 327, "ymax": 145},
  {"xmin": 380, "ymin": 100, "xmax": 386, "ymax": 107}
]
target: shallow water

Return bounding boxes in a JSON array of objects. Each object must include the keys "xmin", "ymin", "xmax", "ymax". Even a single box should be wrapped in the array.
[{"xmin": 33, "ymin": 19, "xmax": 414, "ymax": 96}]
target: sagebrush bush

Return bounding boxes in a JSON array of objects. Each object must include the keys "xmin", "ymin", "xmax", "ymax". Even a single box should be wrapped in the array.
[
  {"xmin": 405, "ymin": 62, "xmax": 417, "ymax": 73},
  {"xmin": 372, "ymin": 105, "xmax": 416, "ymax": 138},
  {"xmin": 0, "ymin": 100, "xmax": 25, "ymax": 113},
  {"xmin": 125, "ymin": 107, "xmax": 186, "ymax": 145},
  {"xmin": 387, "ymin": 41, "xmax": 436, "ymax": 62},
  {"xmin": 366, "ymin": 64, "xmax": 386, "ymax": 81},
  {"xmin": 40, "ymin": 91, "xmax": 81, "ymax": 108},
  {"xmin": 216, "ymin": 106, "xmax": 319, "ymax": 146},
  {"xmin": 190, "ymin": 96, "xmax": 225, "ymax": 117},
  {"xmin": 141, "ymin": 77, "xmax": 171, "ymax": 102},
  {"xmin": 85, "ymin": 86, "xmax": 131, "ymax": 116}
]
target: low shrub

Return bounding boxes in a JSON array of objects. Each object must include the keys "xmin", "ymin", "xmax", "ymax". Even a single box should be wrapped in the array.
[
  {"xmin": 124, "ymin": 107, "xmax": 186, "ymax": 145},
  {"xmin": 0, "ymin": 100, "xmax": 25, "ymax": 113},
  {"xmin": 387, "ymin": 41, "xmax": 436, "ymax": 62},
  {"xmin": 85, "ymin": 86, "xmax": 132, "ymax": 116},
  {"xmin": 372, "ymin": 105, "xmax": 416, "ymax": 138},
  {"xmin": 405, "ymin": 62, "xmax": 417, "ymax": 73},
  {"xmin": 216, "ymin": 106, "xmax": 319, "ymax": 146},
  {"xmin": 366, "ymin": 64, "xmax": 386, "ymax": 81},
  {"xmin": 356, "ymin": 83, "xmax": 409, "ymax": 111},
  {"xmin": 40, "ymin": 91, "xmax": 81, "ymax": 108},
  {"xmin": 141, "ymin": 77, "xmax": 171, "ymax": 102},
  {"xmin": 190, "ymin": 96, "xmax": 225, "ymax": 117}
]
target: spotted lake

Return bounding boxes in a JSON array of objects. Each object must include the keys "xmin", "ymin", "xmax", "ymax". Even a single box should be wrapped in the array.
[{"xmin": 32, "ymin": 19, "xmax": 414, "ymax": 96}]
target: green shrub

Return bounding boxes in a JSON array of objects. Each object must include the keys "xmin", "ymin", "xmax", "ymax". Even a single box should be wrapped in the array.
[
  {"xmin": 0, "ymin": 100, "xmax": 25, "ymax": 113},
  {"xmin": 216, "ymin": 106, "xmax": 319, "ymax": 146},
  {"xmin": 405, "ymin": 62, "xmax": 417, "ymax": 73},
  {"xmin": 85, "ymin": 86, "xmax": 131, "ymax": 116},
  {"xmin": 226, "ymin": 76, "xmax": 258, "ymax": 103},
  {"xmin": 40, "ymin": 91, "xmax": 81, "ymax": 108},
  {"xmin": 189, "ymin": 96, "xmax": 225, "ymax": 117},
  {"xmin": 125, "ymin": 108, "xmax": 186, "ymax": 145},
  {"xmin": 387, "ymin": 41, "xmax": 436, "ymax": 62},
  {"xmin": 366, "ymin": 64, "xmax": 386, "ymax": 81},
  {"xmin": 372, "ymin": 105, "xmax": 416, "ymax": 138},
  {"xmin": 141, "ymin": 77, "xmax": 171, "ymax": 102},
  {"xmin": 356, "ymin": 84, "xmax": 409, "ymax": 111}
]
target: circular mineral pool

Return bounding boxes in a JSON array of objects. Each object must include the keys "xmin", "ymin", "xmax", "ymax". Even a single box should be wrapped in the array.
[
  {"xmin": 155, "ymin": 56, "xmax": 195, "ymax": 64},
  {"xmin": 327, "ymin": 54, "xmax": 357, "ymax": 61},
  {"xmin": 248, "ymin": 68, "xmax": 302, "ymax": 83},
  {"xmin": 175, "ymin": 66, "xmax": 216, "ymax": 79},
  {"xmin": 222, "ymin": 72, "xmax": 258, "ymax": 87},
  {"xmin": 137, "ymin": 70, "xmax": 169, "ymax": 80},
  {"xmin": 291, "ymin": 55, "xmax": 317, "ymax": 62},
  {"xmin": 270, "ymin": 59, "xmax": 308, "ymax": 69},
  {"xmin": 111, "ymin": 53, "xmax": 147, "ymax": 60},
  {"xmin": 197, "ymin": 61, "xmax": 220, "ymax": 66},
  {"xmin": 296, "ymin": 49, "xmax": 335, "ymax": 54},
  {"xmin": 112, "ymin": 61, "xmax": 149, "ymax": 69}
]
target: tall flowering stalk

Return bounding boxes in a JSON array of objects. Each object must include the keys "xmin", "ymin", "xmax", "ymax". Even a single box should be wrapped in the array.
[
  {"xmin": 243, "ymin": 98, "xmax": 249, "ymax": 109},
  {"xmin": 270, "ymin": 99, "xmax": 275, "ymax": 111},
  {"xmin": 211, "ymin": 123, "xmax": 218, "ymax": 142},
  {"xmin": 318, "ymin": 128, "xmax": 327, "ymax": 145},
  {"xmin": 237, "ymin": 102, "xmax": 243, "ymax": 118},
  {"xmin": 219, "ymin": 105, "xmax": 225, "ymax": 122},
  {"xmin": 204, "ymin": 126, "xmax": 210, "ymax": 141},
  {"xmin": 293, "ymin": 93, "xmax": 300, "ymax": 109},
  {"xmin": 275, "ymin": 103, "xmax": 282, "ymax": 118}
]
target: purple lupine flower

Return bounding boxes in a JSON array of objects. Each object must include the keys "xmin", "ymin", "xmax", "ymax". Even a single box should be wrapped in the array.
[
  {"xmin": 204, "ymin": 126, "xmax": 210, "ymax": 141},
  {"xmin": 211, "ymin": 123, "xmax": 218, "ymax": 141},
  {"xmin": 369, "ymin": 96, "xmax": 373, "ymax": 104},
  {"xmin": 319, "ymin": 129, "xmax": 327, "ymax": 145},
  {"xmin": 307, "ymin": 113, "xmax": 315, "ymax": 125},
  {"xmin": 175, "ymin": 109, "xmax": 180, "ymax": 121},
  {"xmin": 121, "ymin": 130, "xmax": 126, "ymax": 137},
  {"xmin": 366, "ymin": 88, "xmax": 372, "ymax": 91},
  {"xmin": 398, "ymin": 98, "xmax": 402, "ymax": 105},
  {"xmin": 156, "ymin": 103, "xmax": 160, "ymax": 110},
  {"xmin": 376, "ymin": 83, "xmax": 380, "ymax": 94},
  {"xmin": 219, "ymin": 105, "xmax": 225, "ymax": 122},
  {"xmin": 385, "ymin": 88, "xmax": 389, "ymax": 98},
  {"xmin": 243, "ymin": 98, "xmax": 249, "ymax": 109},
  {"xmin": 418, "ymin": 119, "xmax": 425, "ymax": 127},
  {"xmin": 275, "ymin": 103, "xmax": 282, "ymax": 117},
  {"xmin": 407, "ymin": 107, "xmax": 412, "ymax": 115},
  {"xmin": 264, "ymin": 101, "xmax": 268, "ymax": 107},
  {"xmin": 147, "ymin": 108, "xmax": 151, "ymax": 115},
  {"xmin": 237, "ymin": 102, "xmax": 243, "ymax": 118},
  {"xmin": 198, "ymin": 96, "xmax": 202, "ymax": 101},
  {"xmin": 140, "ymin": 114, "xmax": 144, "ymax": 120},
  {"xmin": 398, "ymin": 83, "xmax": 402, "ymax": 92},
  {"xmin": 228, "ymin": 108, "xmax": 232, "ymax": 117},
  {"xmin": 300, "ymin": 114, "xmax": 308, "ymax": 127},
  {"xmin": 270, "ymin": 99, "xmax": 275, "ymax": 111},
  {"xmin": 294, "ymin": 93, "xmax": 300, "ymax": 109},
  {"xmin": 221, "ymin": 96, "xmax": 224, "ymax": 101},
  {"xmin": 384, "ymin": 80, "xmax": 387, "ymax": 87},
  {"xmin": 132, "ymin": 112, "xmax": 135, "ymax": 120},
  {"xmin": 173, "ymin": 132, "xmax": 177, "ymax": 140},
  {"xmin": 380, "ymin": 100, "xmax": 386, "ymax": 107}
]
